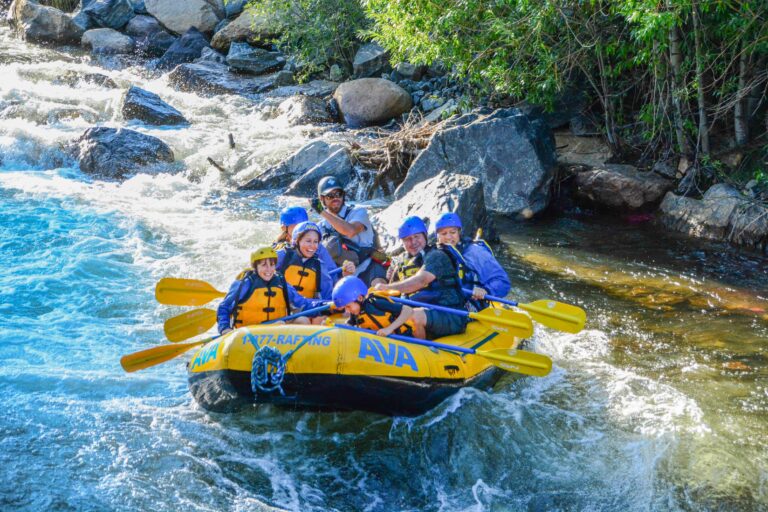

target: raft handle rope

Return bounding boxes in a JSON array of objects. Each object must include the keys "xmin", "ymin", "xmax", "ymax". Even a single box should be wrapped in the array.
[{"xmin": 247, "ymin": 327, "xmax": 335, "ymax": 397}]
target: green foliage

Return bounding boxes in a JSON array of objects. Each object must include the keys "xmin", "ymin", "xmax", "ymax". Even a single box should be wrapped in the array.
[{"xmin": 248, "ymin": 0, "xmax": 370, "ymax": 80}]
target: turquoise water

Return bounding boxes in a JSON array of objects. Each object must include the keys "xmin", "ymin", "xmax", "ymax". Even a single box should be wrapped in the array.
[{"xmin": 2, "ymin": 24, "xmax": 767, "ymax": 512}]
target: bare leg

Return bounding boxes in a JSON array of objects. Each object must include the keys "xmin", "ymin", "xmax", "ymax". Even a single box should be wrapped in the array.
[
  {"xmin": 290, "ymin": 317, "xmax": 310, "ymax": 325},
  {"xmin": 310, "ymin": 316, "xmax": 326, "ymax": 325},
  {"xmin": 411, "ymin": 308, "xmax": 427, "ymax": 339}
]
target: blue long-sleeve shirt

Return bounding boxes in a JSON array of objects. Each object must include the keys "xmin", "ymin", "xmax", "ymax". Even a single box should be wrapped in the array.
[
  {"xmin": 276, "ymin": 248, "xmax": 334, "ymax": 300},
  {"xmin": 461, "ymin": 242, "xmax": 511, "ymax": 298},
  {"xmin": 216, "ymin": 273, "xmax": 325, "ymax": 333}
]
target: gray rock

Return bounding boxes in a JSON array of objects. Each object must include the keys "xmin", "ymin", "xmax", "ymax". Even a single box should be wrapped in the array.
[
  {"xmin": 11, "ymin": 0, "xmax": 84, "ymax": 44},
  {"xmin": 659, "ymin": 185, "xmax": 768, "ymax": 253},
  {"xmin": 55, "ymin": 70, "xmax": 118, "ymax": 88},
  {"xmin": 122, "ymin": 85, "xmax": 187, "ymax": 125},
  {"xmin": 125, "ymin": 14, "xmax": 175, "ymax": 57},
  {"xmin": 284, "ymin": 148, "xmax": 354, "ymax": 196},
  {"xmin": 129, "ymin": 0, "xmax": 147, "ymax": 13},
  {"xmin": 574, "ymin": 164, "xmax": 674, "ymax": 211},
  {"xmin": 329, "ymin": 64, "xmax": 345, "ymax": 82},
  {"xmin": 352, "ymin": 42, "xmax": 390, "ymax": 78},
  {"xmin": 226, "ymin": 42, "xmax": 284, "ymax": 75},
  {"xmin": 81, "ymin": 28, "xmax": 134, "ymax": 54},
  {"xmin": 652, "ymin": 158, "xmax": 678, "ymax": 179},
  {"xmin": 422, "ymin": 98, "xmax": 458, "ymax": 123},
  {"xmin": 144, "ymin": 0, "xmax": 219, "ymax": 35},
  {"xmin": 394, "ymin": 62, "xmax": 425, "ymax": 81},
  {"xmin": 396, "ymin": 108, "xmax": 557, "ymax": 217},
  {"xmin": 76, "ymin": 126, "xmax": 174, "ymax": 179},
  {"xmin": 82, "ymin": 0, "xmax": 134, "ymax": 29},
  {"xmin": 420, "ymin": 96, "xmax": 445, "ymax": 112},
  {"xmin": 195, "ymin": 46, "xmax": 225, "ymax": 64},
  {"xmin": 373, "ymin": 171, "xmax": 492, "ymax": 254},
  {"xmin": 266, "ymin": 80, "xmax": 338, "ymax": 99},
  {"xmin": 273, "ymin": 69, "xmax": 294, "ymax": 86},
  {"xmin": 241, "ymin": 140, "xmax": 344, "ymax": 190},
  {"xmin": 168, "ymin": 61, "xmax": 278, "ymax": 97},
  {"xmin": 210, "ymin": 10, "xmax": 276, "ymax": 52},
  {"xmin": 277, "ymin": 95, "xmax": 332, "ymax": 126},
  {"xmin": 333, "ymin": 78, "xmax": 412, "ymax": 128},
  {"xmin": 156, "ymin": 27, "xmax": 210, "ymax": 70},
  {"xmin": 71, "ymin": 9, "xmax": 95, "ymax": 32},
  {"xmin": 224, "ymin": 0, "xmax": 246, "ymax": 18}
]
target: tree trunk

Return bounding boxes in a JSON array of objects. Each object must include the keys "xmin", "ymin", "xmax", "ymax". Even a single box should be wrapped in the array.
[
  {"xmin": 734, "ymin": 44, "xmax": 749, "ymax": 146},
  {"xmin": 692, "ymin": 2, "xmax": 710, "ymax": 155},
  {"xmin": 668, "ymin": 11, "xmax": 690, "ymax": 156}
]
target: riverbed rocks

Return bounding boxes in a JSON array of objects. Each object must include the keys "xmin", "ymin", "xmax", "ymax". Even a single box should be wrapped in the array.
[
  {"xmin": 225, "ymin": 42, "xmax": 284, "ymax": 75},
  {"xmin": 121, "ymin": 85, "xmax": 187, "ymax": 125},
  {"xmin": 124, "ymin": 14, "xmax": 175, "ymax": 57},
  {"xmin": 352, "ymin": 42, "xmax": 389, "ymax": 78},
  {"xmin": 144, "ymin": 0, "xmax": 219, "ymax": 35},
  {"xmin": 333, "ymin": 78, "xmax": 412, "ymax": 128},
  {"xmin": 156, "ymin": 27, "xmax": 210, "ymax": 70},
  {"xmin": 82, "ymin": 28, "xmax": 134, "ymax": 54},
  {"xmin": 573, "ymin": 164, "xmax": 674, "ymax": 211},
  {"xmin": 396, "ymin": 108, "xmax": 557, "ymax": 217},
  {"xmin": 277, "ymin": 95, "xmax": 332, "ymax": 126},
  {"xmin": 168, "ymin": 61, "xmax": 279, "ymax": 97},
  {"xmin": 81, "ymin": 0, "xmax": 135, "ymax": 30},
  {"xmin": 76, "ymin": 126, "xmax": 174, "ymax": 179},
  {"xmin": 659, "ymin": 184, "xmax": 768, "ymax": 254},
  {"xmin": 240, "ymin": 140, "xmax": 344, "ymax": 190},
  {"xmin": 284, "ymin": 147, "xmax": 354, "ymax": 197},
  {"xmin": 373, "ymin": 171, "xmax": 492, "ymax": 253},
  {"xmin": 10, "ymin": 0, "xmax": 84, "ymax": 44},
  {"xmin": 210, "ymin": 11, "xmax": 276, "ymax": 53}
]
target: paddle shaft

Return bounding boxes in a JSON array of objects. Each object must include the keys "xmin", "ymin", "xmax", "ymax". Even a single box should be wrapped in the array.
[{"xmin": 462, "ymin": 288, "xmax": 581, "ymax": 324}]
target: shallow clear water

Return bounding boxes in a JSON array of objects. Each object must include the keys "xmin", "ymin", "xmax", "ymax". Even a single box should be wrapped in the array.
[{"xmin": 1, "ymin": 25, "xmax": 767, "ymax": 511}]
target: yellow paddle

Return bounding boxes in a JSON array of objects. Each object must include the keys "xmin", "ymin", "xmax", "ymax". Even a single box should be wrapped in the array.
[
  {"xmin": 164, "ymin": 308, "xmax": 217, "ymax": 342},
  {"xmin": 121, "ymin": 336, "xmax": 218, "ymax": 373},
  {"xmin": 155, "ymin": 277, "xmax": 225, "ymax": 306},
  {"xmin": 463, "ymin": 289, "xmax": 587, "ymax": 334}
]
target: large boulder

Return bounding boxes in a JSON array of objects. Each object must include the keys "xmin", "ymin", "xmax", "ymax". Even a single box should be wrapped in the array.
[
  {"xmin": 121, "ymin": 86, "xmax": 187, "ymax": 125},
  {"xmin": 155, "ymin": 27, "xmax": 210, "ymax": 70},
  {"xmin": 81, "ymin": 28, "xmax": 134, "ymax": 54},
  {"xmin": 76, "ymin": 127, "xmax": 174, "ymax": 179},
  {"xmin": 277, "ymin": 95, "xmax": 332, "ymax": 126},
  {"xmin": 240, "ymin": 140, "xmax": 344, "ymax": 190},
  {"xmin": 11, "ymin": 0, "xmax": 84, "ymax": 44},
  {"xmin": 81, "ymin": 0, "xmax": 134, "ymax": 29},
  {"xmin": 124, "ymin": 14, "xmax": 176, "ymax": 57},
  {"xmin": 396, "ymin": 108, "xmax": 556, "ymax": 217},
  {"xmin": 373, "ymin": 171, "xmax": 492, "ymax": 254},
  {"xmin": 210, "ymin": 10, "xmax": 277, "ymax": 53},
  {"xmin": 284, "ymin": 148, "xmax": 355, "ymax": 197},
  {"xmin": 659, "ymin": 184, "xmax": 768, "ymax": 253},
  {"xmin": 574, "ymin": 164, "xmax": 674, "ymax": 211},
  {"xmin": 333, "ymin": 78, "xmax": 412, "ymax": 128},
  {"xmin": 352, "ymin": 42, "xmax": 390, "ymax": 78},
  {"xmin": 225, "ymin": 42, "xmax": 284, "ymax": 75},
  {"xmin": 144, "ymin": 0, "xmax": 219, "ymax": 35},
  {"xmin": 168, "ymin": 61, "xmax": 279, "ymax": 97}
]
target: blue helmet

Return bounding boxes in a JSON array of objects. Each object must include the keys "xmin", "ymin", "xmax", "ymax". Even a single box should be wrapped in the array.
[
  {"xmin": 398, "ymin": 216, "xmax": 428, "ymax": 239},
  {"xmin": 280, "ymin": 206, "xmax": 308, "ymax": 227},
  {"xmin": 332, "ymin": 276, "xmax": 368, "ymax": 308},
  {"xmin": 435, "ymin": 212, "xmax": 462, "ymax": 231},
  {"xmin": 292, "ymin": 221, "xmax": 322, "ymax": 244}
]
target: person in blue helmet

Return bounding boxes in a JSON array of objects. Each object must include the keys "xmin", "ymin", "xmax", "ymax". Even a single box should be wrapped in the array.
[
  {"xmin": 434, "ymin": 212, "xmax": 511, "ymax": 308},
  {"xmin": 374, "ymin": 216, "xmax": 468, "ymax": 340},
  {"xmin": 275, "ymin": 221, "xmax": 335, "ymax": 301},
  {"xmin": 309, "ymin": 176, "xmax": 388, "ymax": 287},
  {"xmin": 274, "ymin": 205, "xmax": 346, "ymax": 278},
  {"xmin": 332, "ymin": 276, "xmax": 419, "ymax": 338}
]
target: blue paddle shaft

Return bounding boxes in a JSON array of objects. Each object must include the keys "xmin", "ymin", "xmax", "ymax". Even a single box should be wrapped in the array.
[
  {"xmin": 390, "ymin": 296, "xmax": 470, "ymax": 318},
  {"xmin": 336, "ymin": 324, "xmax": 476, "ymax": 355},
  {"xmin": 462, "ymin": 288, "xmax": 518, "ymax": 307},
  {"xmin": 264, "ymin": 303, "xmax": 330, "ymax": 324}
]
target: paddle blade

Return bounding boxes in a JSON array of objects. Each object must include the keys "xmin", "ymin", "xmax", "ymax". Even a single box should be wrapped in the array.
[
  {"xmin": 519, "ymin": 300, "xmax": 587, "ymax": 334},
  {"xmin": 470, "ymin": 308, "xmax": 534, "ymax": 338},
  {"xmin": 479, "ymin": 348, "xmax": 552, "ymax": 377},
  {"xmin": 164, "ymin": 308, "xmax": 217, "ymax": 342},
  {"xmin": 120, "ymin": 337, "xmax": 214, "ymax": 373},
  {"xmin": 155, "ymin": 278, "xmax": 225, "ymax": 306}
]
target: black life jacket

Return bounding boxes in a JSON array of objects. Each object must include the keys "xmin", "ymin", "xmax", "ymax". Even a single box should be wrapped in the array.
[{"xmin": 395, "ymin": 245, "xmax": 466, "ymax": 306}]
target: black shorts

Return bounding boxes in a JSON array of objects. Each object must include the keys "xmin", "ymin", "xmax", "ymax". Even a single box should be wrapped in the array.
[
  {"xmin": 358, "ymin": 260, "xmax": 388, "ymax": 286},
  {"xmin": 425, "ymin": 309, "xmax": 468, "ymax": 340}
]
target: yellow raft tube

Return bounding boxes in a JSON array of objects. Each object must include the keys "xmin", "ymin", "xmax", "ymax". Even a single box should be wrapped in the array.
[{"xmin": 188, "ymin": 321, "xmax": 521, "ymax": 416}]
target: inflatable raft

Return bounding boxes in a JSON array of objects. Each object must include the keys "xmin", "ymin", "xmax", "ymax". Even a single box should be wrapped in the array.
[{"xmin": 187, "ymin": 320, "xmax": 522, "ymax": 416}]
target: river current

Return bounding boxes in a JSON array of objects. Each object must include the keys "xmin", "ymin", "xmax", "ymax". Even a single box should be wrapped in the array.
[{"xmin": 1, "ymin": 26, "xmax": 766, "ymax": 511}]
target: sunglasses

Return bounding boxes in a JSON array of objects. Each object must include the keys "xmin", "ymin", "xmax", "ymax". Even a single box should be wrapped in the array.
[{"xmin": 322, "ymin": 190, "xmax": 344, "ymax": 199}]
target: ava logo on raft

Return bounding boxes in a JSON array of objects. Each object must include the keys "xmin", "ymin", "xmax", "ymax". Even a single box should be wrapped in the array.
[{"xmin": 358, "ymin": 336, "xmax": 418, "ymax": 372}]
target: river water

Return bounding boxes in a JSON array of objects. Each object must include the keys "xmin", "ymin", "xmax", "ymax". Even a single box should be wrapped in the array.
[{"xmin": 1, "ymin": 26, "xmax": 767, "ymax": 511}]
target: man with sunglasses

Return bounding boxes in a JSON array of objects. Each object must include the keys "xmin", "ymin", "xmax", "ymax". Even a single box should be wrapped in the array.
[{"xmin": 310, "ymin": 176, "xmax": 387, "ymax": 286}]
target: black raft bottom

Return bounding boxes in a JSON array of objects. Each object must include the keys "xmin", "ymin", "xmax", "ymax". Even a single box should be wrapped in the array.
[{"xmin": 189, "ymin": 368, "xmax": 507, "ymax": 416}]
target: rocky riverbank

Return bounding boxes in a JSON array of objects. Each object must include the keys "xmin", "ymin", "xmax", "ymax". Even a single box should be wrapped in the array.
[{"xmin": 4, "ymin": 0, "xmax": 767, "ymax": 254}]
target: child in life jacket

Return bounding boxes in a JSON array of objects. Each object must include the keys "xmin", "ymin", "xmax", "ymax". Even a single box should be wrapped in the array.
[
  {"xmin": 217, "ymin": 246, "xmax": 325, "ymax": 334},
  {"xmin": 332, "ymin": 276, "xmax": 421, "ymax": 338}
]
